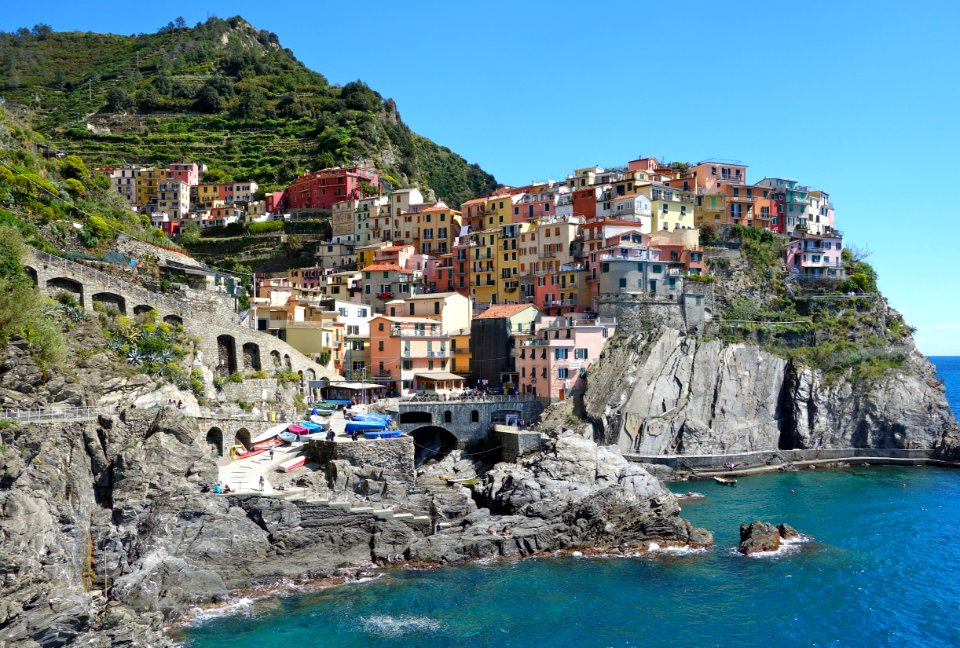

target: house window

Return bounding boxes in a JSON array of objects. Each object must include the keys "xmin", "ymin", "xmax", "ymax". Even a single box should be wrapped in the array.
[
  {"xmin": 575, "ymin": 348, "xmax": 588, "ymax": 360},
  {"xmin": 555, "ymin": 348, "xmax": 568, "ymax": 360},
  {"xmin": 558, "ymin": 368, "xmax": 568, "ymax": 379},
  {"xmin": 402, "ymin": 360, "xmax": 413, "ymax": 370},
  {"xmin": 378, "ymin": 341, "xmax": 384, "ymax": 351},
  {"xmin": 619, "ymin": 278, "xmax": 627, "ymax": 288},
  {"xmin": 352, "ymin": 361, "xmax": 365, "ymax": 372}
]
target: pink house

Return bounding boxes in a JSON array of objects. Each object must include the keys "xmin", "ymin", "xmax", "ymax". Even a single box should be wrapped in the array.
[
  {"xmin": 167, "ymin": 163, "xmax": 199, "ymax": 186},
  {"xmin": 515, "ymin": 314, "xmax": 616, "ymax": 402},
  {"xmin": 786, "ymin": 231, "xmax": 845, "ymax": 279}
]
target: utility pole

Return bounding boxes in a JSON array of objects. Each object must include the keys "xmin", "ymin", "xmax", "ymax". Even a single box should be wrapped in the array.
[{"xmin": 362, "ymin": 366, "xmax": 366, "ymax": 406}]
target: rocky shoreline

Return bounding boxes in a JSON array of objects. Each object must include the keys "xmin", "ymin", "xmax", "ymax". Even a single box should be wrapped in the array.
[{"xmin": 0, "ymin": 402, "xmax": 711, "ymax": 647}]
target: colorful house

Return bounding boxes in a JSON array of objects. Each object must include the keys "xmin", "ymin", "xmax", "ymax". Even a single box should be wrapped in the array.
[
  {"xmin": 369, "ymin": 315, "xmax": 458, "ymax": 395},
  {"xmin": 515, "ymin": 313, "xmax": 616, "ymax": 402}
]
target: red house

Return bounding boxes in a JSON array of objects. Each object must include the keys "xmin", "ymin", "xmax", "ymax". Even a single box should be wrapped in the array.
[{"xmin": 283, "ymin": 167, "xmax": 379, "ymax": 212}]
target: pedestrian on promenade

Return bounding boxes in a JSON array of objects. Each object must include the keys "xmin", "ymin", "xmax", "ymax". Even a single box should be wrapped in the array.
[
  {"xmin": 259, "ymin": 476, "xmax": 265, "ymax": 492},
  {"xmin": 269, "ymin": 446, "xmax": 275, "ymax": 461}
]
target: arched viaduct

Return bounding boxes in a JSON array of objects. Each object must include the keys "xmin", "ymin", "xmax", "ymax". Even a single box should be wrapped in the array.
[{"xmin": 24, "ymin": 249, "xmax": 339, "ymax": 384}]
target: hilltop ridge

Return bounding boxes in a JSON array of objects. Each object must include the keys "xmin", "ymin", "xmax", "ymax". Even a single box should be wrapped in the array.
[{"xmin": 0, "ymin": 17, "xmax": 498, "ymax": 204}]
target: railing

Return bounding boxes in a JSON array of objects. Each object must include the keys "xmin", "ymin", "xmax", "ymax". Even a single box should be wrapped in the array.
[
  {"xmin": 1, "ymin": 405, "xmax": 104, "ymax": 423},
  {"xmin": 392, "ymin": 329, "xmax": 448, "ymax": 338}
]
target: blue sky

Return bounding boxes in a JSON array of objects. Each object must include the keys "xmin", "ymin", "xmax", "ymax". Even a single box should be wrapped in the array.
[{"xmin": 4, "ymin": 1, "xmax": 959, "ymax": 354}]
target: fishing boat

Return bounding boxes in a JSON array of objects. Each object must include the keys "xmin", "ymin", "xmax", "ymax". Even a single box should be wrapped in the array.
[
  {"xmin": 362, "ymin": 429, "xmax": 402, "ymax": 440},
  {"xmin": 346, "ymin": 419, "xmax": 388, "ymax": 434},
  {"xmin": 310, "ymin": 407, "xmax": 335, "ymax": 418},
  {"xmin": 714, "ymin": 476, "xmax": 737, "ymax": 486}
]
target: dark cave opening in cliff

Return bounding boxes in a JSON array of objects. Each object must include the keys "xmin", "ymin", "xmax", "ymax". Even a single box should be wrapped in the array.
[{"xmin": 410, "ymin": 425, "xmax": 458, "ymax": 466}]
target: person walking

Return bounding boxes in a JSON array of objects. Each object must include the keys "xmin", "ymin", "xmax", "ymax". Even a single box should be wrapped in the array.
[
  {"xmin": 259, "ymin": 475, "xmax": 265, "ymax": 492},
  {"xmin": 269, "ymin": 446, "xmax": 275, "ymax": 461}
]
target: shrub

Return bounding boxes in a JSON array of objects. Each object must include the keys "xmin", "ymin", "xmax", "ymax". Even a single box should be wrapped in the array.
[
  {"xmin": 86, "ymin": 215, "xmax": 111, "ymax": 239},
  {"xmin": 227, "ymin": 371, "xmax": 244, "ymax": 384},
  {"xmin": 247, "ymin": 220, "xmax": 283, "ymax": 234}
]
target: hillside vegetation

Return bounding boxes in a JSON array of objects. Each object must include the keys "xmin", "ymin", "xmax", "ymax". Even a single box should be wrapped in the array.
[{"xmin": 0, "ymin": 17, "xmax": 498, "ymax": 205}]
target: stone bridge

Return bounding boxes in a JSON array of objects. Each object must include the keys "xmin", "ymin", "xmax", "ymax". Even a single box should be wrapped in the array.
[
  {"xmin": 395, "ymin": 397, "xmax": 543, "ymax": 460},
  {"xmin": 24, "ymin": 249, "xmax": 340, "ymax": 385}
]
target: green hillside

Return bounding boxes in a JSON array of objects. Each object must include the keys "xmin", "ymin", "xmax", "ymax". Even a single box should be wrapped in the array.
[{"xmin": 0, "ymin": 17, "xmax": 497, "ymax": 205}]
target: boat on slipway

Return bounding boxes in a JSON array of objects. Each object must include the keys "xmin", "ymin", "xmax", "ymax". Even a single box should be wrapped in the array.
[{"xmin": 279, "ymin": 421, "xmax": 327, "ymax": 443}]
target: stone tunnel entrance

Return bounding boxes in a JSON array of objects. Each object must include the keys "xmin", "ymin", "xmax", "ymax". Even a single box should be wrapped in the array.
[
  {"xmin": 206, "ymin": 427, "xmax": 223, "ymax": 457},
  {"xmin": 410, "ymin": 425, "xmax": 458, "ymax": 466}
]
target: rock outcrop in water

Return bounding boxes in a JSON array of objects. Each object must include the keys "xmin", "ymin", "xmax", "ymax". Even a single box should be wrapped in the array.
[
  {"xmin": 738, "ymin": 521, "xmax": 801, "ymax": 555},
  {"xmin": 585, "ymin": 327, "xmax": 958, "ymax": 456}
]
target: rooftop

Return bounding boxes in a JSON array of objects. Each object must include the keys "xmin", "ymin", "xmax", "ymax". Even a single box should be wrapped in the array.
[
  {"xmin": 476, "ymin": 304, "xmax": 538, "ymax": 320},
  {"xmin": 405, "ymin": 292, "xmax": 462, "ymax": 300},
  {"xmin": 361, "ymin": 263, "xmax": 414, "ymax": 274}
]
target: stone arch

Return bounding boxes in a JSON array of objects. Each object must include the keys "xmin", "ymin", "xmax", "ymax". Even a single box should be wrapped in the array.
[
  {"xmin": 46, "ymin": 277, "xmax": 83, "ymax": 304},
  {"xmin": 235, "ymin": 428, "xmax": 252, "ymax": 451},
  {"xmin": 399, "ymin": 410, "xmax": 432, "ymax": 425},
  {"xmin": 206, "ymin": 427, "xmax": 223, "ymax": 457},
  {"xmin": 242, "ymin": 342, "xmax": 261, "ymax": 371},
  {"xmin": 283, "ymin": 354, "xmax": 292, "ymax": 370},
  {"xmin": 307, "ymin": 368, "xmax": 316, "ymax": 381},
  {"xmin": 133, "ymin": 304, "xmax": 156, "ymax": 316},
  {"xmin": 216, "ymin": 334, "xmax": 238, "ymax": 376},
  {"xmin": 409, "ymin": 425, "xmax": 458, "ymax": 466},
  {"xmin": 92, "ymin": 292, "xmax": 126, "ymax": 314},
  {"xmin": 23, "ymin": 266, "xmax": 38, "ymax": 286},
  {"xmin": 163, "ymin": 314, "xmax": 183, "ymax": 327},
  {"xmin": 270, "ymin": 350, "xmax": 281, "ymax": 368},
  {"xmin": 444, "ymin": 410, "xmax": 452, "ymax": 423},
  {"xmin": 470, "ymin": 409, "xmax": 480, "ymax": 423}
]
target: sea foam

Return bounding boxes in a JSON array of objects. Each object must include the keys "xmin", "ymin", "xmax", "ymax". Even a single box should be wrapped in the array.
[{"xmin": 360, "ymin": 614, "xmax": 443, "ymax": 636}]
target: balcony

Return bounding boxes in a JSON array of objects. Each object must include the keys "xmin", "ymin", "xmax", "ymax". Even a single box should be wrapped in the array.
[
  {"xmin": 392, "ymin": 328, "xmax": 449, "ymax": 339},
  {"xmin": 402, "ymin": 349, "xmax": 451, "ymax": 358}
]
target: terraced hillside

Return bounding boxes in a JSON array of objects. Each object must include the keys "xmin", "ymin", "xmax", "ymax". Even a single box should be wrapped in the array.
[{"xmin": 0, "ymin": 17, "xmax": 498, "ymax": 204}]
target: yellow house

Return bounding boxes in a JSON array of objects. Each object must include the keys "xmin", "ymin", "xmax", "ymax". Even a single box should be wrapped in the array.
[
  {"xmin": 412, "ymin": 203, "xmax": 461, "ymax": 256},
  {"xmin": 134, "ymin": 167, "xmax": 168, "ymax": 208},
  {"xmin": 695, "ymin": 193, "xmax": 726, "ymax": 228},
  {"xmin": 498, "ymin": 220, "xmax": 531, "ymax": 301},
  {"xmin": 469, "ymin": 228, "xmax": 499, "ymax": 305},
  {"xmin": 484, "ymin": 193, "xmax": 520, "ymax": 229},
  {"xmin": 451, "ymin": 327, "xmax": 471, "ymax": 377},
  {"xmin": 638, "ymin": 183, "xmax": 696, "ymax": 232}
]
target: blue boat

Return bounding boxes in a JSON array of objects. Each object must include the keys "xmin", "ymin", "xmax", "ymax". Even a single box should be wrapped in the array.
[
  {"xmin": 351, "ymin": 412, "xmax": 393, "ymax": 424},
  {"xmin": 363, "ymin": 429, "xmax": 402, "ymax": 440},
  {"xmin": 299, "ymin": 420, "xmax": 325, "ymax": 433},
  {"xmin": 346, "ymin": 420, "xmax": 388, "ymax": 433}
]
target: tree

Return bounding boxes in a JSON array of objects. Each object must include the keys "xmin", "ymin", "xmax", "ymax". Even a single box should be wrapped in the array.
[
  {"xmin": 174, "ymin": 16, "xmax": 187, "ymax": 29},
  {"xmin": 195, "ymin": 85, "xmax": 223, "ymax": 113},
  {"xmin": 106, "ymin": 87, "xmax": 135, "ymax": 113},
  {"xmin": 232, "ymin": 87, "xmax": 265, "ymax": 118}
]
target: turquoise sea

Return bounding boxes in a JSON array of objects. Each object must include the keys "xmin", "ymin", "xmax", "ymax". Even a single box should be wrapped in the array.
[{"xmin": 185, "ymin": 358, "xmax": 960, "ymax": 648}]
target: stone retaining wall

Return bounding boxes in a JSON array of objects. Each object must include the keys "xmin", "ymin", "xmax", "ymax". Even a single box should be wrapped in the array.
[{"xmin": 305, "ymin": 437, "xmax": 415, "ymax": 485}]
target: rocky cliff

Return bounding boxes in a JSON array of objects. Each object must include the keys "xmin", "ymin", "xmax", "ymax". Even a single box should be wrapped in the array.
[
  {"xmin": 584, "ymin": 326, "xmax": 958, "ymax": 456},
  {"xmin": 1, "ymin": 392, "xmax": 705, "ymax": 646}
]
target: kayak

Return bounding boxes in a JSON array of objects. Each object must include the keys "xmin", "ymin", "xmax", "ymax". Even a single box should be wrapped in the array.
[{"xmin": 299, "ymin": 420, "xmax": 326, "ymax": 432}]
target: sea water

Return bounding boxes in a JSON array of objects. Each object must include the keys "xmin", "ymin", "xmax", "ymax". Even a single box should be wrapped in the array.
[{"xmin": 184, "ymin": 359, "xmax": 960, "ymax": 648}]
